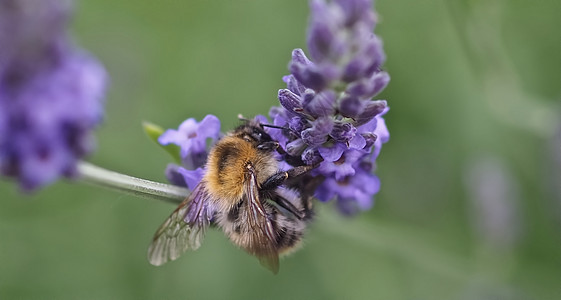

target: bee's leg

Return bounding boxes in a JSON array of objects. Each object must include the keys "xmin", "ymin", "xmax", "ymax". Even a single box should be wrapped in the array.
[
  {"xmin": 286, "ymin": 164, "xmax": 317, "ymax": 178},
  {"xmin": 270, "ymin": 193, "xmax": 306, "ymax": 220},
  {"xmin": 296, "ymin": 175, "xmax": 324, "ymax": 219},
  {"xmin": 261, "ymin": 165, "xmax": 315, "ymax": 191},
  {"xmin": 260, "ymin": 172, "xmax": 289, "ymax": 191},
  {"xmin": 275, "ymin": 144, "xmax": 306, "ymax": 167},
  {"xmin": 261, "ymin": 165, "xmax": 316, "ymax": 219},
  {"xmin": 257, "ymin": 141, "xmax": 279, "ymax": 151}
]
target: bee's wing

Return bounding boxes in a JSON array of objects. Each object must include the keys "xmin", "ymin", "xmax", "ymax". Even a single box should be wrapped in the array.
[
  {"xmin": 147, "ymin": 184, "xmax": 214, "ymax": 266},
  {"xmin": 244, "ymin": 168, "xmax": 280, "ymax": 274}
]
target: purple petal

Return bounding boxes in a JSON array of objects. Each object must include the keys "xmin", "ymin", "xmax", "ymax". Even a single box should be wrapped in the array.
[
  {"xmin": 158, "ymin": 119, "xmax": 196, "ymax": 146},
  {"xmin": 371, "ymin": 113, "xmax": 389, "ymax": 160},
  {"xmin": 291, "ymin": 48, "xmax": 312, "ymax": 66},
  {"xmin": 178, "ymin": 167, "xmax": 205, "ymax": 191},
  {"xmin": 302, "ymin": 88, "xmax": 316, "ymax": 104},
  {"xmin": 342, "ymin": 32, "xmax": 385, "ymax": 82},
  {"xmin": 361, "ymin": 132, "xmax": 377, "ymax": 149},
  {"xmin": 254, "ymin": 114, "xmax": 269, "ymax": 124},
  {"xmin": 267, "ymin": 110, "xmax": 290, "ymax": 147},
  {"xmin": 290, "ymin": 59, "xmax": 329, "ymax": 92},
  {"xmin": 322, "ymin": 148, "xmax": 366, "ymax": 180},
  {"xmin": 164, "ymin": 164, "xmax": 189, "ymax": 187},
  {"xmin": 354, "ymin": 171, "xmax": 381, "ymax": 197},
  {"xmin": 356, "ymin": 159, "xmax": 373, "ymax": 173},
  {"xmin": 158, "ymin": 129, "xmax": 185, "ymax": 147},
  {"xmin": 301, "ymin": 117, "xmax": 333, "ymax": 146},
  {"xmin": 301, "ymin": 128, "xmax": 328, "ymax": 146},
  {"xmin": 269, "ymin": 106, "xmax": 287, "ymax": 123},
  {"xmin": 344, "ymin": 149, "xmax": 366, "ymax": 164},
  {"xmin": 318, "ymin": 142, "xmax": 346, "ymax": 162},
  {"xmin": 355, "ymin": 100, "xmax": 386, "ymax": 126},
  {"xmin": 165, "ymin": 164, "xmax": 205, "ymax": 191},
  {"xmin": 307, "ymin": 18, "xmax": 336, "ymax": 62},
  {"xmin": 307, "ymin": 5, "xmax": 347, "ymax": 63},
  {"xmin": 346, "ymin": 71, "xmax": 390, "ymax": 98},
  {"xmin": 338, "ymin": 95, "xmax": 363, "ymax": 118},
  {"xmin": 196, "ymin": 114, "xmax": 221, "ymax": 140},
  {"xmin": 288, "ymin": 116, "xmax": 306, "ymax": 132},
  {"xmin": 302, "ymin": 90, "xmax": 336, "ymax": 118},
  {"xmin": 286, "ymin": 138, "xmax": 307, "ymax": 156},
  {"xmin": 302, "ymin": 147, "xmax": 323, "ymax": 165},
  {"xmin": 348, "ymin": 132, "xmax": 366, "ymax": 149},
  {"xmin": 376, "ymin": 113, "xmax": 389, "ymax": 143},
  {"xmin": 315, "ymin": 177, "xmax": 337, "ymax": 202},
  {"xmin": 334, "ymin": 0, "xmax": 374, "ymax": 27},
  {"xmin": 278, "ymin": 89, "xmax": 303, "ymax": 114},
  {"xmin": 318, "ymin": 160, "xmax": 356, "ymax": 181},
  {"xmin": 330, "ymin": 122, "xmax": 357, "ymax": 143},
  {"xmin": 284, "ymin": 74, "xmax": 306, "ymax": 96},
  {"xmin": 330, "ymin": 170, "xmax": 380, "ymax": 214},
  {"xmin": 361, "ymin": 34, "xmax": 387, "ymax": 78},
  {"xmin": 342, "ymin": 58, "xmax": 366, "ymax": 83}
]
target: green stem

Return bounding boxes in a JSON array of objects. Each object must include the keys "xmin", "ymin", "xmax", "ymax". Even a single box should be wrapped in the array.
[{"xmin": 77, "ymin": 161, "xmax": 187, "ymax": 204}]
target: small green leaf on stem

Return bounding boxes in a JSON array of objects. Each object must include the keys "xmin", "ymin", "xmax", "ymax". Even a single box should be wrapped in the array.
[{"xmin": 142, "ymin": 121, "xmax": 182, "ymax": 164}]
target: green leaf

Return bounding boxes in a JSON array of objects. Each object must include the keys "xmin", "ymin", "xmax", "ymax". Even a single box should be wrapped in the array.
[{"xmin": 142, "ymin": 121, "xmax": 182, "ymax": 164}]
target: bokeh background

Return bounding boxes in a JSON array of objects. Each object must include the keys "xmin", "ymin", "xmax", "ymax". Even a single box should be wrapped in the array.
[{"xmin": 1, "ymin": 0, "xmax": 560, "ymax": 299}]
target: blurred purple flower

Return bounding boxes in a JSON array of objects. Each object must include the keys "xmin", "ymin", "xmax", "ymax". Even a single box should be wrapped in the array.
[
  {"xmin": 159, "ymin": 115, "xmax": 221, "ymax": 190},
  {"xmin": 165, "ymin": 164, "xmax": 205, "ymax": 191},
  {"xmin": 464, "ymin": 157, "xmax": 522, "ymax": 251},
  {"xmin": 268, "ymin": 0, "xmax": 389, "ymax": 214},
  {"xmin": 0, "ymin": 0, "xmax": 107, "ymax": 190},
  {"xmin": 316, "ymin": 165, "xmax": 380, "ymax": 215},
  {"xmin": 159, "ymin": 115, "xmax": 221, "ymax": 170}
]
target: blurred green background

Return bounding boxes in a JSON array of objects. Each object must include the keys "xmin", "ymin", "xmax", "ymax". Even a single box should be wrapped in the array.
[{"xmin": 1, "ymin": 0, "xmax": 560, "ymax": 299}]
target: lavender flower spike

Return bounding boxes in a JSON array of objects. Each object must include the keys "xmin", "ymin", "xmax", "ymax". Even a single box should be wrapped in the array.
[
  {"xmin": 0, "ymin": 0, "xmax": 107, "ymax": 191},
  {"xmin": 268, "ymin": 0, "xmax": 390, "ymax": 214}
]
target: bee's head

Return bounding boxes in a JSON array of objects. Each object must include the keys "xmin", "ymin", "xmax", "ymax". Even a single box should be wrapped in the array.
[{"xmin": 233, "ymin": 120, "xmax": 277, "ymax": 151}]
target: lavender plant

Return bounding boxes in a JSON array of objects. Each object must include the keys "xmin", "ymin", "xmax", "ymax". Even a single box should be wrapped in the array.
[
  {"xmin": 0, "ymin": 0, "xmax": 107, "ymax": 190},
  {"xmin": 1, "ymin": 0, "xmax": 389, "ymax": 216},
  {"xmin": 269, "ymin": 0, "xmax": 390, "ymax": 214},
  {"xmin": 159, "ymin": 0, "xmax": 390, "ymax": 215}
]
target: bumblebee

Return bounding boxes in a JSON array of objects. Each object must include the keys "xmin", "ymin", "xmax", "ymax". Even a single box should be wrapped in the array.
[{"xmin": 147, "ymin": 119, "xmax": 317, "ymax": 273}]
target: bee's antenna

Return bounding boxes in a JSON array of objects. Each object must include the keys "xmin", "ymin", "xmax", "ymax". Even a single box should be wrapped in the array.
[
  {"xmin": 260, "ymin": 123, "xmax": 288, "ymax": 130},
  {"xmin": 237, "ymin": 114, "xmax": 294, "ymax": 133},
  {"xmin": 237, "ymin": 114, "xmax": 250, "ymax": 122},
  {"xmin": 238, "ymin": 114, "xmax": 283, "ymax": 128}
]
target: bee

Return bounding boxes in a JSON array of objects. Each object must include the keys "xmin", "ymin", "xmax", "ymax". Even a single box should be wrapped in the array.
[{"xmin": 147, "ymin": 119, "xmax": 317, "ymax": 273}]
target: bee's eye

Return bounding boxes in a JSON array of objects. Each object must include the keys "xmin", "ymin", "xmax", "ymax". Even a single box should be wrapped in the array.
[{"xmin": 252, "ymin": 129, "xmax": 262, "ymax": 140}]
